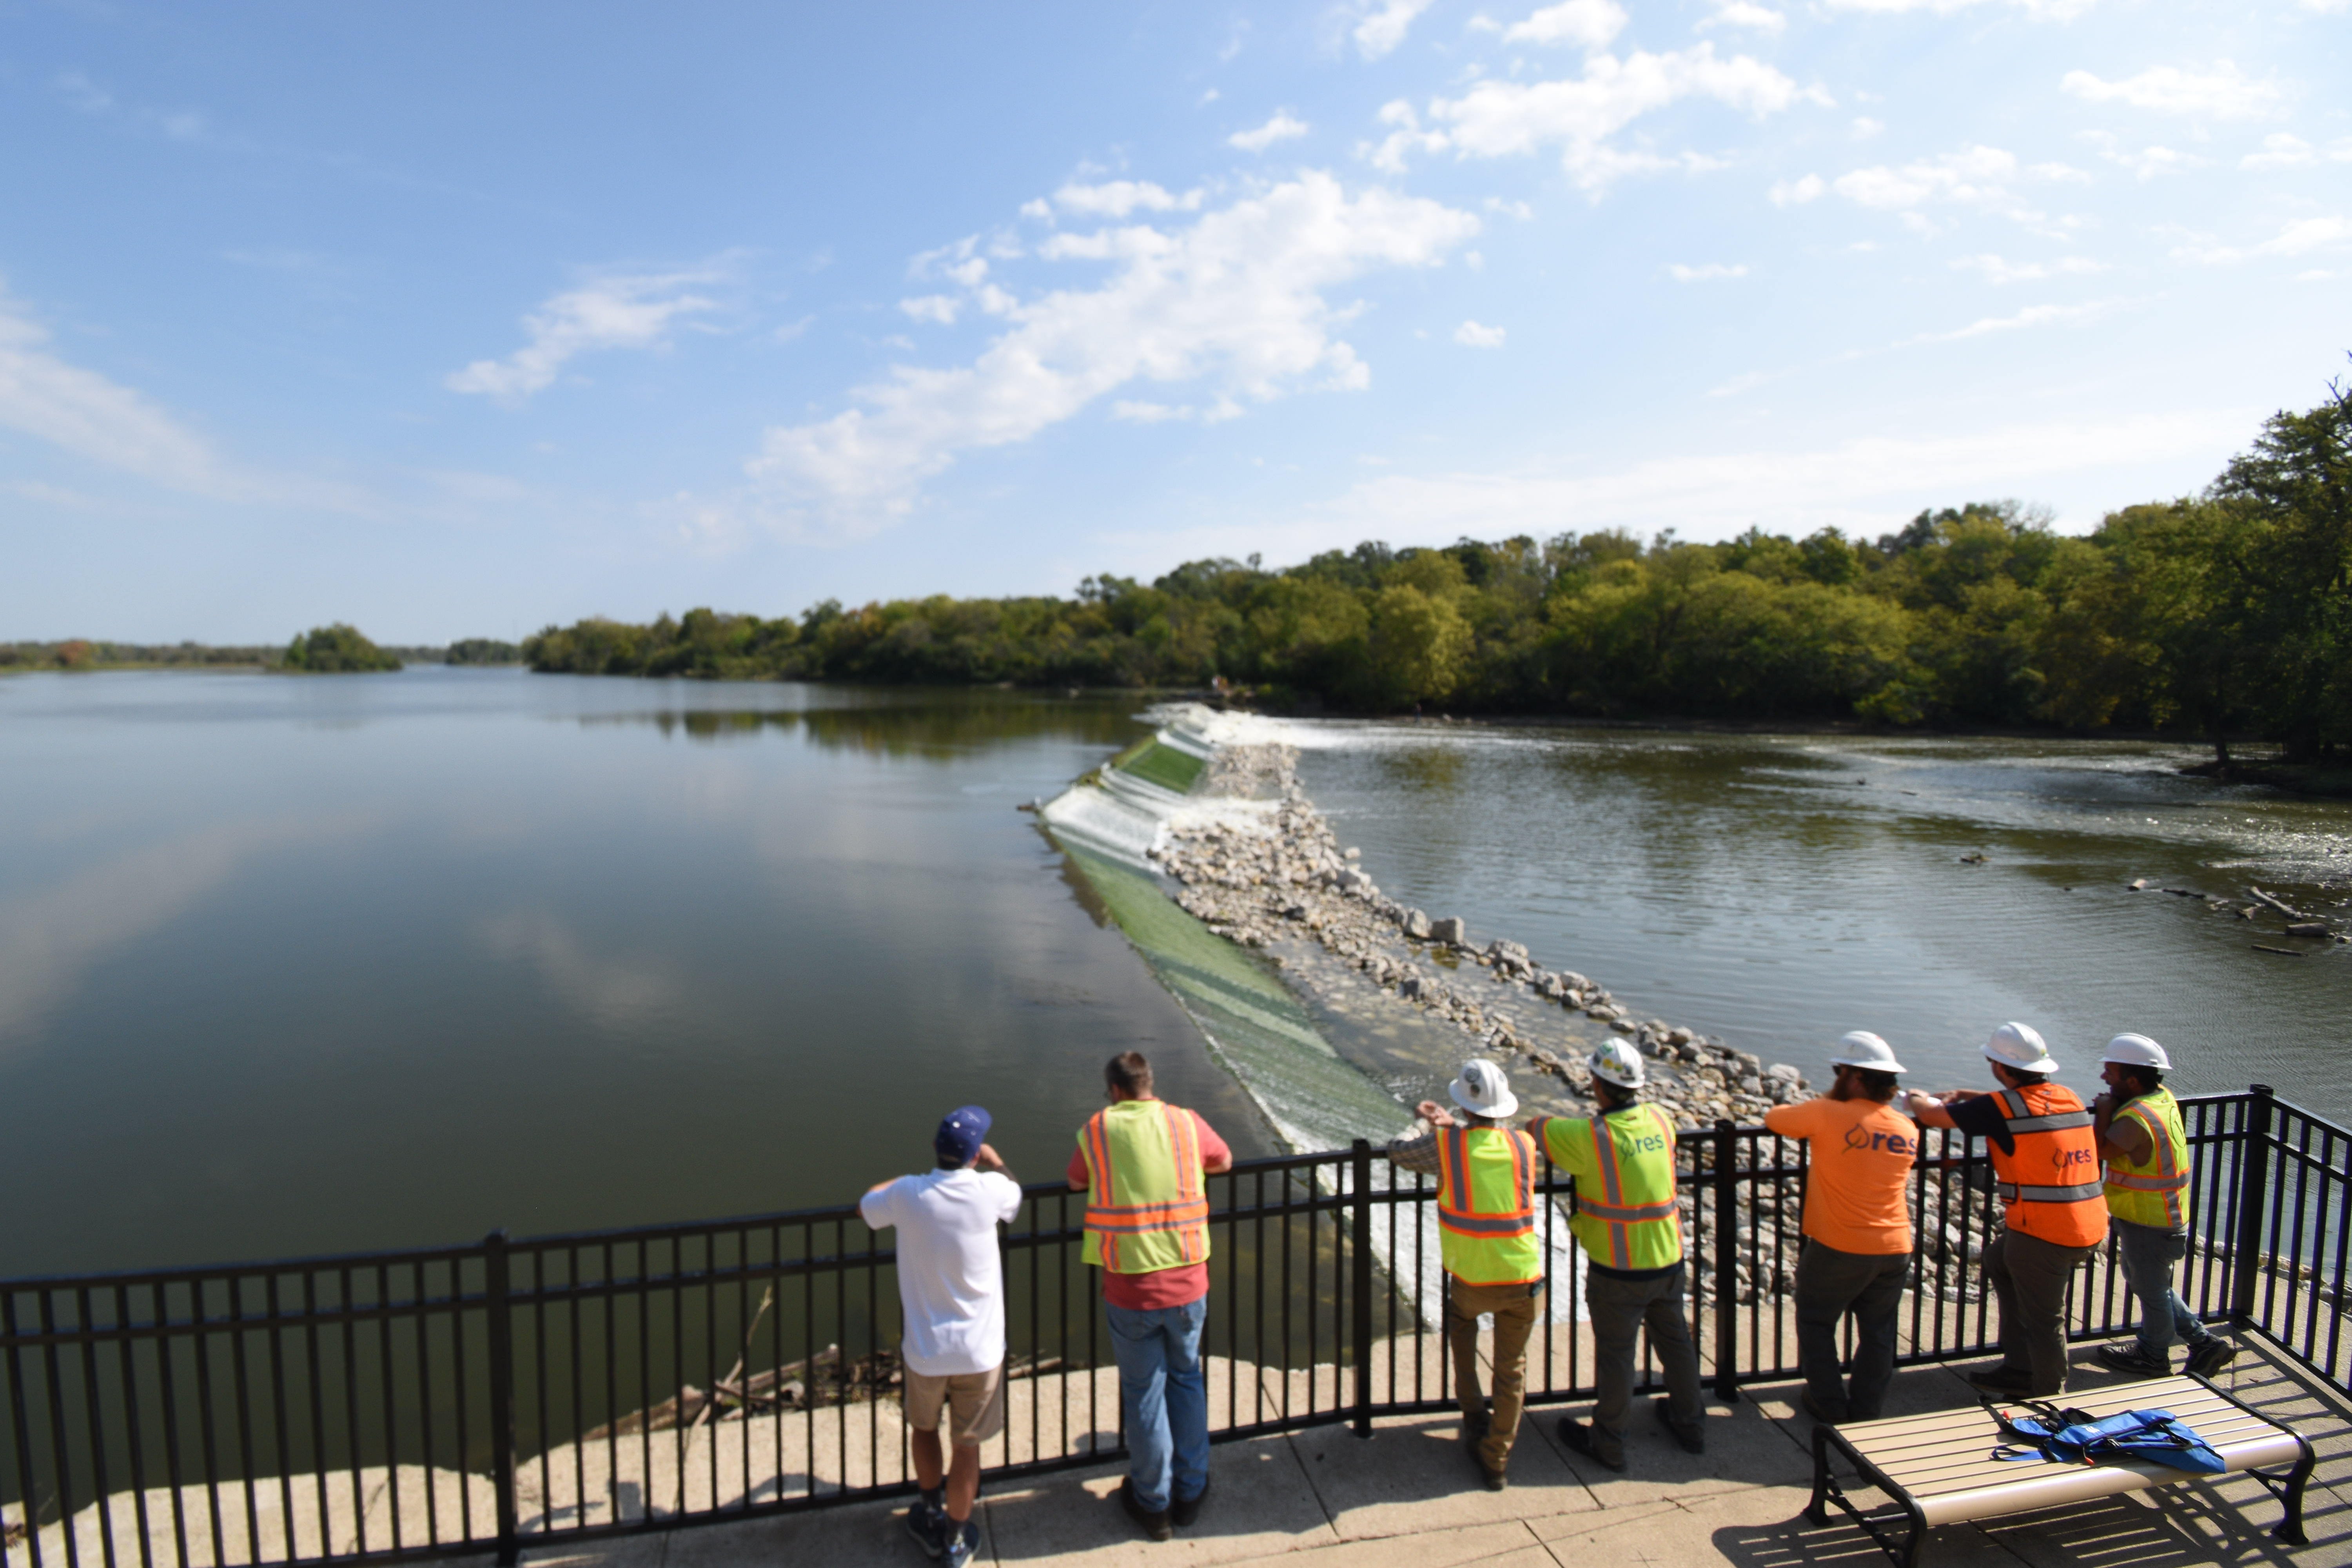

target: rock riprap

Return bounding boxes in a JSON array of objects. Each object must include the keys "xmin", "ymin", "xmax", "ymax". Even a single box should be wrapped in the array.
[{"xmin": 1147, "ymin": 740, "xmax": 1810, "ymax": 1131}]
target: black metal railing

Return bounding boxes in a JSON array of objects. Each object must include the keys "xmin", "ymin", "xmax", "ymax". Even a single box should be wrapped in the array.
[{"xmin": 3, "ymin": 1087, "xmax": 2344, "ymax": 1568}]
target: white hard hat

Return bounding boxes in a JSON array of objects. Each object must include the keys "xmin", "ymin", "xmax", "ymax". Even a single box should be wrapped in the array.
[
  {"xmin": 1588, "ymin": 1039, "xmax": 1646, "ymax": 1090},
  {"xmin": 1449, "ymin": 1058, "xmax": 1519, "ymax": 1120},
  {"xmin": 2102, "ymin": 1033, "xmax": 2172, "ymax": 1071},
  {"xmin": 1830, "ymin": 1031, "xmax": 1906, "ymax": 1074},
  {"xmin": 1983, "ymin": 1022, "xmax": 2058, "ymax": 1075}
]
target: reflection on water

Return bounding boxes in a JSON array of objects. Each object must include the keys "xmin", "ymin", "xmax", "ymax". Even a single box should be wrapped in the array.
[
  {"xmin": 1292, "ymin": 723, "xmax": 2350, "ymax": 1121},
  {"xmin": 0, "ymin": 670, "xmax": 1274, "ymax": 1278}
]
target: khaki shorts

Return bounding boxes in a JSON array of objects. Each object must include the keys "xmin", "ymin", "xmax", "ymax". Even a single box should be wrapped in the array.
[{"xmin": 903, "ymin": 1363, "xmax": 1005, "ymax": 1445}]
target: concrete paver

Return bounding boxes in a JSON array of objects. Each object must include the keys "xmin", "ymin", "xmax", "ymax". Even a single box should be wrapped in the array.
[{"xmin": 24, "ymin": 1337, "xmax": 2347, "ymax": 1568}]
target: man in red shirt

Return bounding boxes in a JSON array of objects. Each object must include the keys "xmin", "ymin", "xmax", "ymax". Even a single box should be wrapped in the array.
[{"xmin": 1068, "ymin": 1053, "xmax": 1233, "ymax": 1541}]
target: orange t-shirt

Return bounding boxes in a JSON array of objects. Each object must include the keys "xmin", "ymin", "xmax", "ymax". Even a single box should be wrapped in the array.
[{"xmin": 1762, "ymin": 1096, "xmax": 1917, "ymax": 1256}]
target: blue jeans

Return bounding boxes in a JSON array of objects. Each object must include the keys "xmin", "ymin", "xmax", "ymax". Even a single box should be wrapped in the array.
[
  {"xmin": 1106, "ymin": 1296, "xmax": 1209, "ymax": 1512},
  {"xmin": 2112, "ymin": 1218, "xmax": 2210, "ymax": 1359}
]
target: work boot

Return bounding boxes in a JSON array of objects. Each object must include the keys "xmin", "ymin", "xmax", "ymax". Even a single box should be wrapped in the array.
[
  {"xmin": 1800, "ymin": 1391, "xmax": 1846, "ymax": 1426},
  {"xmin": 1653, "ymin": 1399, "xmax": 1705, "ymax": 1454},
  {"xmin": 1171, "ymin": 1480, "xmax": 1209, "ymax": 1529},
  {"xmin": 1967, "ymin": 1365, "xmax": 2035, "ymax": 1395},
  {"xmin": 2096, "ymin": 1343, "xmax": 2171, "ymax": 1377},
  {"xmin": 1557, "ymin": 1417, "xmax": 1627, "ymax": 1472},
  {"xmin": 2185, "ymin": 1338, "xmax": 2239, "ymax": 1379},
  {"xmin": 1117, "ymin": 1479, "xmax": 1172, "ymax": 1543},
  {"xmin": 941, "ymin": 1518, "xmax": 980, "ymax": 1568}
]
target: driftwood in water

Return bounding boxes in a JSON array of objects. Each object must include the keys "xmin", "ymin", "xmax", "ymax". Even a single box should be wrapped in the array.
[
  {"xmin": 580, "ymin": 1349, "xmax": 1066, "ymax": 1439},
  {"xmin": 2249, "ymin": 886, "xmax": 2306, "ymax": 920}
]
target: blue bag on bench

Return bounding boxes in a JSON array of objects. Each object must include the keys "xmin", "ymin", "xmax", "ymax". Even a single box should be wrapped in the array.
[{"xmin": 1985, "ymin": 1399, "xmax": 2225, "ymax": 1474}]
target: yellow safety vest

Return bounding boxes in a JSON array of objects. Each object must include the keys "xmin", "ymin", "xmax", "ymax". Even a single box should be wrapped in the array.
[
  {"xmin": 1434, "ymin": 1125, "xmax": 1541, "ymax": 1286},
  {"xmin": 2104, "ymin": 1086, "xmax": 2190, "ymax": 1232},
  {"xmin": 1079, "ymin": 1100, "xmax": 1210, "ymax": 1274},
  {"xmin": 1541, "ymin": 1106, "xmax": 1683, "ymax": 1271}
]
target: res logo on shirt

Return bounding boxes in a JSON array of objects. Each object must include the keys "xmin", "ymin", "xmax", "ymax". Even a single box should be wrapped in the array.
[
  {"xmin": 1842, "ymin": 1123, "xmax": 1917, "ymax": 1158},
  {"xmin": 2051, "ymin": 1145, "xmax": 2096, "ymax": 1174}
]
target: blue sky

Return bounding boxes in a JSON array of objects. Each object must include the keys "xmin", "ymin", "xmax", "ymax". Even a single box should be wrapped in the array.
[{"xmin": 2, "ymin": 0, "xmax": 2346, "ymax": 643}]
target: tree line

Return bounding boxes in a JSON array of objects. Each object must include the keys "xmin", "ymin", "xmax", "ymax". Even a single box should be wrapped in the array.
[{"xmin": 515, "ymin": 379, "xmax": 2335, "ymax": 766}]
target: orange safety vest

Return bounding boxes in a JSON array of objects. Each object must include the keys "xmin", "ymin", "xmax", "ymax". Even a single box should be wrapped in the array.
[
  {"xmin": 1079, "ymin": 1100, "xmax": 1211, "ymax": 1274},
  {"xmin": 1434, "ymin": 1125, "xmax": 1541, "ymax": 1285},
  {"xmin": 1987, "ymin": 1082, "xmax": 2108, "ymax": 1249}
]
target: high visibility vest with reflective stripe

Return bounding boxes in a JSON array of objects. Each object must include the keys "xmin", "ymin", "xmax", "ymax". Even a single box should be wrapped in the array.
[
  {"xmin": 1545, "ymin": 1106, "xmax": 1684, "ymax": 1271},
  {"xmin": 1434, "ymin": 1126, "xmax": 1542, "ymax": 1286},
  {"xmin": 1988, "ymin": 1083, "xmax": 2109, "ymax": 1248},
  {"xmin": 2104, "ymin": 1086, "xmax": 2190, "ymax": 1232},
  {"xmin": 1079, "ymin": 1100, "xmax": 1210, "ymax": 1274}
]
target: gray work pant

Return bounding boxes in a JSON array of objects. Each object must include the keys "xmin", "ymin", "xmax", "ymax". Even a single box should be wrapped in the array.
[
  {"xmin": 1984, "ymin": 1228, "xmax": 2100, "ymax": 1395},
  {"xmin": 2111, "ymin": 1217, "xmax": 2211, "ymax": 1359},
  {"xmin": 1794, "ymin": 1240, "xmax": 1911, "ymax": 1422},
  {"xmin": 1584, "ymin": 1261, "xmax": 1704, "ymax": 1462}
]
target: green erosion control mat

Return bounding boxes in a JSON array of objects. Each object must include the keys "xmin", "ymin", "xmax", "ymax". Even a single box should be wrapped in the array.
[
  {"xmin": 1062, "ymin": 843, "xmax": 1403, "ymax": 1152},
  {"xmin": 1112, "ymin": 739, "xmax": 1206, "ymax": 795}
]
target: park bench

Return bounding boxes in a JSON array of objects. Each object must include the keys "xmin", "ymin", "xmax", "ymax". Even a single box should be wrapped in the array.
[{"xmin": 1804, "ymin": 1372, "xmax": 2314, "ymax": 1567}]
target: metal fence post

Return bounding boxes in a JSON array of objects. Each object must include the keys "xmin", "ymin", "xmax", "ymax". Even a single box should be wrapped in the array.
[
  {"xmin": 484, "ymin": 1230, "xmax": 519, "ymax": 1568},
  {"xmin": 2229, "ymin": 1085, "xmax": 2274, "ymax": 1328},
  {"xmin": 1350, "ymin": 1139, "xmax": 1374, "ymax": 1437},
  {"xmin": 1712, "ymin": 1120, "xmax": 1740, "ymax": 1405}
]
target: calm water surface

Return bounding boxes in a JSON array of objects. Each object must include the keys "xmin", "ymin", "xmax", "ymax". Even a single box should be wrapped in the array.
[
  {"xmin": 0, "ymin": 671, "xmax": 1274, "ymax": 1277},
  {"xmin": 1291, "ymin": 722, "xmax": 2351, "ymax": 1114},
  {"xmin": 7, "ymin": 675, "xmax": 2348, "ymax": 1279}
]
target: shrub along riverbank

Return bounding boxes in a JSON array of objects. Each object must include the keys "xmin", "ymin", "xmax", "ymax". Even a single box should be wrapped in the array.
[{"xmin": 526, "ymin": 386, "xmax": 2350, "ymax": 766}]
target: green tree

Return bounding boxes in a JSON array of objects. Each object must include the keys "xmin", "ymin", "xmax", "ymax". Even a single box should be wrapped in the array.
[{"xmin": 283, "ymin": 624, "xmax": 401, "ymax": 673}]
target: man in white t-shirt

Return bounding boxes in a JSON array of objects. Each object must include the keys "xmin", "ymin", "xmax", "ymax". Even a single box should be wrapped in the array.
[{"xmin": 859, "ymin": 1105, "xmax": 1023, "ymax": 1566}]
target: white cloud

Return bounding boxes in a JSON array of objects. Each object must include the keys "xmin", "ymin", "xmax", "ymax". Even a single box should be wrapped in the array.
[
  {"xmin": 1821, "ymin": 0, "xmax": 2096, "ymax": 16},
  {"xmin": 1771, "ymin": 173, "xmax": 1825, "ymax": 205},
  {"xmin": 1851, "ymin": 117, "xmax": 1884, "ymax": 140},
  {"xmin": 2173, "ymin": 215, "xmax": 2352, "ymax": 265},
  {"xmin": 2241, "ymin": 133, "xmax": 2352, "ymax": 169},
  {"xmin": 1700, "ymin": 0, "xmax": 1787, "ymax": 30},
  {"xmin": 1231, "ymin": 111, "xmax": 1312, "ymax": 152},
  {"xmin": 0, "ymin": 283, "xmax": 225, "ymax": 492},
  {"xmin": 737, "ymin": 173, "xmax": 1479, "ymax": 536},
  {"xmin": 1052, "ymin": 181, "xmax": 1204, "ymax": 217},
  {"xmin": 445, "ymin": 270, "xmax": 719, "ymax": 403},
  {"xmin": 1454, "ymin": 319, "xmax": 1508, "ymax": 346},
  {"xmin": 900, "ymin": 295, "xmax": 962, "ymax": 325},
  {"xmin": 1950, "ymin": 253, "xmax": 2108, "ymax": 283},
  {"xmin": 1378, "ymin": 45, "xmax": 1813, "ymax": 192},
  {"xmin": 2061, "ymin": 62, "xmax": 2283, "ymax": 120},
  {"xmin": 1833, "ymin": 144, "xmax": 2019, "ymax": 208},
  {"xmin": 1112, "ymin": 400, "xmax": 1194, "ymax": 423},
  {"xmin": 1353, "ymin": 0, "xmax": 1435, "ymax": 59},
  {"xmin": 1102, "ymin": 409, "xmax": 2254, "ymax": 567},
  {"xmin": 1668, "ymin": 262, "xmax": 1748, "ymax": 281},
  {"xmin": 1902, "ymin": 299, "xmax": 2115, "ymax": 344},
  {"xmin": 1503, "ymin": 0, "xmax": 1629, "ymax": 49}
]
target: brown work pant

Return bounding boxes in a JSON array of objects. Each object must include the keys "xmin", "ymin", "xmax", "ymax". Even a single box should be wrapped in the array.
[{"xmin": 1444, "ymin": 1276, "xmax": 1544, "ymax": 1473}]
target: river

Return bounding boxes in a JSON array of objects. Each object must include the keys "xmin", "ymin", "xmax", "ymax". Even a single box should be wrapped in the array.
[{"xmin": 2, "ymin": 672, "xmax": 2344, "ymax": 1279}]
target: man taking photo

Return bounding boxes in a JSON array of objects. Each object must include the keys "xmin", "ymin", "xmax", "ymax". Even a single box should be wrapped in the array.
[{"xmin": 861, "ymin": 1106, "xmax": 1023, "ymax": 1566}]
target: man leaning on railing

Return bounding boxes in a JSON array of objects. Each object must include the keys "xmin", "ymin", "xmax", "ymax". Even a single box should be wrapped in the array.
[
  {"xmin": 1529, "ymin": 1040, "xmax": 1708, "ymax": 1473},
  {"xmin": 1068, "ymin": 1051, "xmax": 1233, "ymax": 1543},
  {"xmin": 859, "ymin": 1106, "xmax": 1022, "ymax": 1568},
  {"xmin": 1388, "ymin": 1058, "xmax": 1545, "ymax": 1492}
]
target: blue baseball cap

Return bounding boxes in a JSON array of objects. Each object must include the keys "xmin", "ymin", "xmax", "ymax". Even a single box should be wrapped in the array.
[{"xmin": 935, "ymin": 1105, "xmax": 991, "ymax": 1167}]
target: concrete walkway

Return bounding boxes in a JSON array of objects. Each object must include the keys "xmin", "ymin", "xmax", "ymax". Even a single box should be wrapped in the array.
[{"xmin": 509, "ymin": 1334, "xmax": 2351, "ymax": 1568}]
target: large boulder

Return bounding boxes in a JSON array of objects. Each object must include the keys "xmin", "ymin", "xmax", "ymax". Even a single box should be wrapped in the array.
[
  {"xmin": 1401, "ymin": 908, "xmax": 1433, "ymax": 940},
  {"xmin": 1430, "ymin": 916, "xmax": 1467, "ymax": 946}
]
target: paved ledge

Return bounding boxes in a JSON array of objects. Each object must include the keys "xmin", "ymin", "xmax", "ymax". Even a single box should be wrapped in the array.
[{"xmin": 505, "ymin": 1334, "xmax": 2349, "ymax": 1568}]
